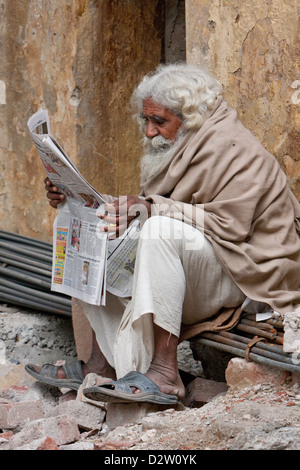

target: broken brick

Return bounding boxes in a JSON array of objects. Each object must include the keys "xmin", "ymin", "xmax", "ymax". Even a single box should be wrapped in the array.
[{"xmin": 0, "ymin": 400, "xmax": 44, "ymax": 430}]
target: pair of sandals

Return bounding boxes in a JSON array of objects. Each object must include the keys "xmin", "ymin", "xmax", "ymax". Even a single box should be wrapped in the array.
[{"xmin": 25, "ymin": 360, "xmax": 179, "ymax": 405}]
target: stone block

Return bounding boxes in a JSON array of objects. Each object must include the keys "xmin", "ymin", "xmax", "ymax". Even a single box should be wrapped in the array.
[
  {"xmin": 77, "ymin": 373, "xmax": 108, "ymax": 410},
  {"xmin": 46, "ymin": 399, "xmax": 105, "ymax": 431},
  {"xmin": 182, "ymin": 377, "xmax": 228, "ymax": 407},
  {"xmin": 225, "ymin": 358, "xmax": 290, "ymax": 389},
  {"xmin": 13, "ymin": 436, "xmax": 60, "ymax": 451},
  {"xmin": 0, "ymin": 364, "xmax": 35, "ymax": 393},
  {"xmin": 36, "ymin": 436, "xmax": 60, "ymax": 450},
  {"xmin": 0, "ymin": 400, "xmax": 44, "ymax": 430},
  {"xmin": 0, "ymin": 437, "xmax": 10, "ymax": 450},
  {"xmin": 0, "ymin": 430, "xmax": 13, "ymax": 450},
  {"xmin": 59, "ymin": 390, "xmax": 77, "ymax": 404},
  {"xmin": 1, "ymin": 385, "xmax": 29, "ymax": 403},
  {"xmin": 106, "ymin": 402, "xmax": 183, "ymax": 429},
  {"xmin": 9, "ymin": 416, "xmax": 80, "ymax": 449},
  {"xmin": 20, "ymin": 382, "xmax": 62, "ymax": 415},
  {"xmin": 59, "ymin": 440, "xmax": 95, "ymax": 450},
  {"xmin": 283, "ymin": 310, "xmax": 300, "ymax": 353},
  {"xmin": 0, "ymin": 431, "xmax": 13, "ymax": 440}
]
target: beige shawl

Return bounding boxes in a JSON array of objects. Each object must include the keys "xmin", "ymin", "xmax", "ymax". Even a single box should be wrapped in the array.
[{"xmin": 141, "ymin": 98, "xmax": 300, "ymax": 318}]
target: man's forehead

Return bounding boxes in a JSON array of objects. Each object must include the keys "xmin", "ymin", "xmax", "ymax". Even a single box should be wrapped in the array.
[{"xmin": 142, "ymin": 97, "xmax": 173, "ymax": 117}]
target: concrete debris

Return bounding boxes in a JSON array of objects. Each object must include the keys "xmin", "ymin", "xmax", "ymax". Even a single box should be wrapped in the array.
[
  {"xmin": 0, "ymin": 304, "xmax": 299, "ymax": 450},
  {"xmin": 0, "ymin": 358, "xmax": 299, "ymax": 450},
  {"xmin": 283, "ymin": 308, "xmax": 300, "ymax": 353},
  {"xmin": 0, "ymin": 307, "xmax": 76, "ymax": 365}
]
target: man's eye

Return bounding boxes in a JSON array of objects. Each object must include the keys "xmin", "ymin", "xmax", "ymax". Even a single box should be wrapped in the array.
[
  {"xmin": 140, "ymin": 114, "xmax": 166, "ymax": 125},
  {"xmin": 153, "ymin": 118, "xmax": 166, "ymax": 125},
  {"xmin": 139, "ymin": 114, "xmax": 148, "ymax": 122}
]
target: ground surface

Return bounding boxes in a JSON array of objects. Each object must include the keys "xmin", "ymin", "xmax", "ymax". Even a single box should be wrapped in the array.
[
  {"xmin": 89, "ymin": 379, "xmax": 300, "ymax": 451},
  {"xmin": 1, "ymin": 305, "xmax": 299, "ymax": 451}
]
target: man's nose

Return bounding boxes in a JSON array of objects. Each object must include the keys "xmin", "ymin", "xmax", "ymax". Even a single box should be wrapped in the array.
[{"xmin": 145, "ymin": 121, "xmax": 159, "ymax": 139}]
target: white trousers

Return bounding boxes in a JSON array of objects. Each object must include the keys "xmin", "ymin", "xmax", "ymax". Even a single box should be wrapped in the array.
[{"xmin": 78, "ymin": 216, "xmax": 245, "ymax": 378}]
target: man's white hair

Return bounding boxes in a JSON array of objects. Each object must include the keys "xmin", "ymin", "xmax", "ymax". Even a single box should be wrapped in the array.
[{"xmin": 131, "ymin": 63, "xmax": 222, "ymax": 131}]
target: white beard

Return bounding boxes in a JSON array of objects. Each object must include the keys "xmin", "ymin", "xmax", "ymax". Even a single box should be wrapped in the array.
[{"xmin": 140, "ymin": 128, "xmax": 186, "ymax": 183}]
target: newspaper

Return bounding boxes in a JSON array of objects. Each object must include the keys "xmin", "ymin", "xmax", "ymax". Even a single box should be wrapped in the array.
[{"xmin": 27, "ymin": 109, "xmax": 139, "ymax": 305}]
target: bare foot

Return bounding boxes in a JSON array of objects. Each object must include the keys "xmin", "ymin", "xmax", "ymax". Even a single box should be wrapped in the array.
[
  {"xmin": 30, "ymin": 360, "xmax": 116, "ymax": 381},
  {"xmin": 132, "ymin": 359, "xmax": 185, "ymax": 399},
  {"xmin": 56, "ymin": 360, "xmax": 116, "ymax": 380},
  {"xmin": 146, "ymin": 362, "xmax": 185, "ymax": 399}
]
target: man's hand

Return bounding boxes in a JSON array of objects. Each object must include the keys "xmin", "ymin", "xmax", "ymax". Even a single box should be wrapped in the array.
[
  {"xmin": 44, "ymin": 177, "xmax": 65, "ymax": 208},
  {"xmin": 98, "ymin": 195, "xmax": 151, "ymax": 238}
]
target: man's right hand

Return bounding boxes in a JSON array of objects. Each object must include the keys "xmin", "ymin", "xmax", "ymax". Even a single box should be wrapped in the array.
[{"xmin": 44, "ymin": 177, "xmax": 65, "ymax": 208}]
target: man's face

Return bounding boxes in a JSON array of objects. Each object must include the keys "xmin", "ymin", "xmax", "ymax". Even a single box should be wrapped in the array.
[{"xmin": 141, "ymin": 97, "xmax": 182, "ymax": 142}]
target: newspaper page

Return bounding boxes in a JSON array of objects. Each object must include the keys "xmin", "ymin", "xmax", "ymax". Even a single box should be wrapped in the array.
[
  {"xmin": 27, "ymin": 110, "xmax": 106, "ymax": 207},
  {"xmin": 106, "ymin": 222, "xmax": 140, "ymax": 297},
  {"xmin": 27, "ymin": 109, "xmax": 138, "ymax": 303},
  {"xmin": 52, "ymin": 198, "xmax": 108, "ymax": 305}
]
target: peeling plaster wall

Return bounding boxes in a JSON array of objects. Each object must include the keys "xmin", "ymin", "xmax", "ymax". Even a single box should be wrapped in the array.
[
  {"xmin": 186, "ymin": 0, "xmax": 300, "ymax": 199},
  {"xmin": 0, "ymin": 0, "xmax": 163, "ymax": 240}
]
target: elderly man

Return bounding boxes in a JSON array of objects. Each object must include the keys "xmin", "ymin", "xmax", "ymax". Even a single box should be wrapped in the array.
[{"xmin": 26, "ymin": 63, "xmax": 300, "ymax": 405}]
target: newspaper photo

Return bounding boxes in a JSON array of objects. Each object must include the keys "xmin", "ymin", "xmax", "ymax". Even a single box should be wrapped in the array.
[{"xmin": 27, "ymin": 109, "xmax": 139, "ymax": 305}]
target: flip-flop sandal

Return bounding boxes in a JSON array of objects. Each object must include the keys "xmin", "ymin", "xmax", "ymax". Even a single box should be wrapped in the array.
[
  {"xmin": 83, "ymin": 370, "xmax": 179, "ymax": 405},
  {"xmin": 25, "ymin": 360, "xmax": 85, "ymax": 390}
]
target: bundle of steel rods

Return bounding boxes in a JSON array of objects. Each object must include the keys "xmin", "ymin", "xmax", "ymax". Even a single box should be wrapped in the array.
[
  {"xmin": 0, "ymin": 230, "xmax": 72, "ymax": 316},
  {"xmin": 195, "ymin": 315, "xmax": 300, "ymax": 374}
]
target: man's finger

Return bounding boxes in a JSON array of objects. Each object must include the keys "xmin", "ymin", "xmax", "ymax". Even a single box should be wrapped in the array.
[
  {"xmin": 47, "ymin": 191, "xmax": 65, "ymax": 200},
  {"xmin": 49, "ymin": 200, "xmax": 61, "ymax": 209}
]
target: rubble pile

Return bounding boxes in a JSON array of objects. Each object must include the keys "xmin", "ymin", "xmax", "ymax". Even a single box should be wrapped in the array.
[
  {"xmin": 0, "ymin": 301, "xmax": 299, "ymax": 450},
  {"xmin": 0, "ymin": 357, "xmax": 299, "ymax": 450}
]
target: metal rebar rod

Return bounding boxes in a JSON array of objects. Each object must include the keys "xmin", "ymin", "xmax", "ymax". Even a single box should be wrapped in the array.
[
  {"xmin": 0, "ymin": 250, "xmax": 52, "ymax": 271},
  {"xmin": 0, "ymin": 277, "xmax": 71, "ymax": 307},
  {"xmin": 266, "ymin": 318, "xmax": 284, "ymax": 329},
  {"xmin": 4, "ymin": 240, "xmax": 53, "ymax": 256},
  {"xmin": 0, "ymin": 242, "xmax": 52, "ymax": 263},
  {"xmin": 0, "ymin": 267, "xmax": 51, "ymax": 289},
  {"xmin": 235, "ymin": 323, "xmax": 283, "ymax": 344},
  {"xmin": 0, "ymin": 231, "xmax": 52, "ymax": 249},
  {"xmin": 201, "ymin": 332, "xmax": 294, "ymax": 365},
  {"xmin": 219, "ymin": 330, "xmax": 288, "ymax": 356},
  {"xmin": 240, "ymin": 317, "xmax": 278, "ymax": 332},
  {"xmin": 0, "ymin": 256, "xmax": 51, "ymax": 277},
  {"xmin": 0, "ymin": 285, "xmax": 71, "ymax": 312},
  {"xmin": 196, "ymin": 337, "xmax": 300, "ymax": 374},
  {"xmin": 0, "ymin": 292, "xmax": 71, "ymax": 317},
  {"xmin": 6, "ymin": 265, "xmax": 51, "ymax": 282}
]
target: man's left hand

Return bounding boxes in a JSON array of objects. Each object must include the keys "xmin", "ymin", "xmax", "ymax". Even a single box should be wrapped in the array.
[{"xmin": 98, "ymin": 195, "xmax": 151, "ymax": 238}]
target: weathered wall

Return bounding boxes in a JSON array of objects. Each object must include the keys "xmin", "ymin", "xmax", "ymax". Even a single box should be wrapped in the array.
[
  {"xmin": 186, "ymin": 0, "xmax": 300, "ymax": 199},
  {"xmin": 2, "ymin": 0, "xmax": 298, "ymax": 243},
  {"xmin": 0, "ymin": 0, "xmax": 163, "ymax": 241},
  {"xmin": 165, "ymin": 0, "xmax": 186, "ymax": 63}
]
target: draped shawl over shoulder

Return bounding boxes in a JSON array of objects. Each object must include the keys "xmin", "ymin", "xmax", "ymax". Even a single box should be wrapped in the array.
[{"xmin": 141, "ymin": 99, "xmax": 300, "ymax": 315}]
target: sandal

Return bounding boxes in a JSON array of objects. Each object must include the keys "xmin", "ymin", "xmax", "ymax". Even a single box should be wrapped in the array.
[
  {"xmin": 25, "ymin": 360, "xmax": 85, "ymax": 390},
  {"xmin": 83, "ymin": 370, "xmax": 179, "ymax": 405}
]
